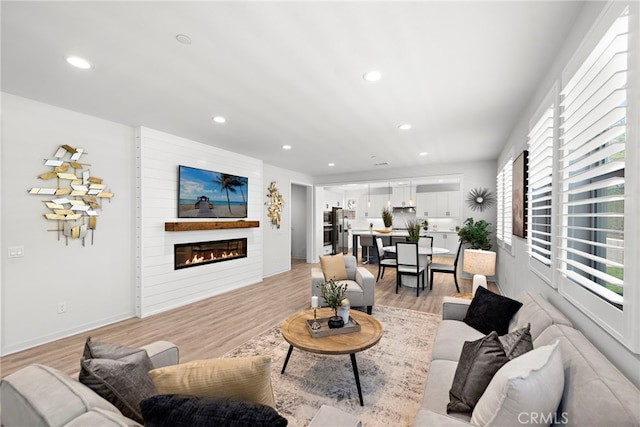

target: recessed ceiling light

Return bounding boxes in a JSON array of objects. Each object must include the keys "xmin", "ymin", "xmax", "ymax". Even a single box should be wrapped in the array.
[
  {"xmin": 328, "ymin": 163, "xmax": 335, "ymax": 167},
  {"xmin": 419, "ymin": 152, "xmax": 428, "ymax": 156},
  {"xmin": 212, "ymin": 116, "xmax": 226, "ymax": 124},
  {"xmin": 282, "ymin": 145, "xmax": 292, "ymax": 150},
  {"xmin": 398, "ymin": 124, "xmax": 412, "ymax": 130},
  {"xmin": 363, "ymin": 70, "xmax": 382, "ymax": 82},
  {"xmin": 65, "ymin": 56, "xmax": 91, "ymax": 69},
  {"xmin": 176, "ymin": 34, "xmax": 192, "ymax": 45}
]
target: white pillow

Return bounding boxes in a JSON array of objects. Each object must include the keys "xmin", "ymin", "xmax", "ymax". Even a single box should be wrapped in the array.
[{"xmin": 471, "ymin": 340, "xmax": 563, "ymax": 426}]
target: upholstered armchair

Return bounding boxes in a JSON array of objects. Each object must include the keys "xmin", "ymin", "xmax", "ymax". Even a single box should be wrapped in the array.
[{"xmin": 311, "ymin": 254, "xmax": 375, "ymax": 314}]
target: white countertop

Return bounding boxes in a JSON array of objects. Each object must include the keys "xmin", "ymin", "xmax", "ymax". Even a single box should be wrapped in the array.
[{"xmin": 351, "ymin": 229, "xmax": 457, "ymax": 235}]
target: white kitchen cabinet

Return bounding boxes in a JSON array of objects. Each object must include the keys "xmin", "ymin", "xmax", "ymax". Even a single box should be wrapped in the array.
[
  {"xmin": 442, "ymin": 232, "xmax": 461, "ymax": 254},
  {"xmin": 416, "ymin": 191, "xmax": 460, "ymax": 218},
  {"xmin": 391, "ymin": 186, "xmax": 413, "ymax": 207},
  {"xmin": 425, "ymin": 231, "xmax": 459, "ymax": 256},
  {"xmin": 359, "ymin": 194, "xmax": 388, "ymax": 218}
]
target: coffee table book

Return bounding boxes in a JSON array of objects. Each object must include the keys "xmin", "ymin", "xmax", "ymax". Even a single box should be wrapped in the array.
[{"xmin": 306, "ymin": 316, "xmax": 361, "ymax": 338}]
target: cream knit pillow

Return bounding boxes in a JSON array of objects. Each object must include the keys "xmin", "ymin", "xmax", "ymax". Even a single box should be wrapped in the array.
[{"xmin": 149, "ymin": 356, "xmax": 275, "ymax": 408}]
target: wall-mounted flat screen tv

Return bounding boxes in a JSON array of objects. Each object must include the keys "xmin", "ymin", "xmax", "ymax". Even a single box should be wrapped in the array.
[{"xmin": 178, "ymin": 165, "xmax": 248, "ymax": 218}]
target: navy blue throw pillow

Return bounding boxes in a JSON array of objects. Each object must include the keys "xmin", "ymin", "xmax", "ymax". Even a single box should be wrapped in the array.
[
  {"xmin": 140, "ymin": 394, "xmax": 288, "ymax": 427},
  {"xmin": 463, "ymin": 286, "xmax": 523, "ymax": 335}
]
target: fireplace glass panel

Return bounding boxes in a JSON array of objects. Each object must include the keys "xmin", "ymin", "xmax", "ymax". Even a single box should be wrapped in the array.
[{"xmin": 175, "ymin": 238, "xmax": 247, "ymax": 270}]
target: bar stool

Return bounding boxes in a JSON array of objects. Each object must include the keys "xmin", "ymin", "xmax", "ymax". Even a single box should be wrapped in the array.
[{"xmin": 359, "ymin": 235, "xmax": 375, "ymax": 264}]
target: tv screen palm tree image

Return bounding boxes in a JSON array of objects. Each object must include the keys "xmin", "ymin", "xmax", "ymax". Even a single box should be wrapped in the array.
[{"xmin": 178, "ymin": 165, "xmax": 248, "ymax": 218}]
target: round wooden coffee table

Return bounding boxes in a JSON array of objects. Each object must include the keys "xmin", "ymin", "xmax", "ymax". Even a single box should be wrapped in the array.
[{"xmin": 280, "ymin": 308, "xmax": 383, "ymax": 406}]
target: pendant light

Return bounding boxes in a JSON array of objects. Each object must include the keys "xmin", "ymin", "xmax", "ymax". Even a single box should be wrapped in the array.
[
  {"xmin": 409, "ymin": 181, "xmax": 414, "ymax": 206},
  {"xmin": 367, "ymin": 184, "xmax": 371, "ymax": 207},
  {"xmin": 387, "ymin": 182, "xmax": 391, "ymax": 207}
]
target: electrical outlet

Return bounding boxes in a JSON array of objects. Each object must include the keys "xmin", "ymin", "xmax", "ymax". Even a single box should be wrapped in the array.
[
  {"xmin": 57, "ymin": 302, "xmax": 67, "ymax": 314},
  {"xmin": 8, "ymin": 246, "xmax": 24, "ymax": 258}
]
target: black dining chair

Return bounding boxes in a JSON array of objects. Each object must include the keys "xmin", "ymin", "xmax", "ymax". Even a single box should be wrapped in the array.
[
  {"xmin": 429, "ymin": 240, "xmax": 463, "ymax": 292},
  {"xmin": 374, "ymin": 236, "xmax": 397, "ymax": 281},
  {"xmin": 396, "ymin": 242, "xmax": 427, "ymax": 296}
]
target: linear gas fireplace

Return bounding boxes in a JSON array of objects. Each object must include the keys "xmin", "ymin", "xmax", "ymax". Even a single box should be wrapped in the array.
[{"xmin": 174, "ymin": 238, "xmax": 247, "ymax": 270}]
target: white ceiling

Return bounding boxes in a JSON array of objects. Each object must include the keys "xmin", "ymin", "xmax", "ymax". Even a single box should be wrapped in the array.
[{"xmin": 1, "ymin": 1, "xmax": 585, "ymax": 178}]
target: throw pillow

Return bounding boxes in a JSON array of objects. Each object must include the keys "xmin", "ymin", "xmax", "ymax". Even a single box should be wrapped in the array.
[
  {"xmin": 471, "ymin": 341, "xmax": 564, "ymax": 427},
  {"xmin": 82, "ymin": 336, "xmax": 140, "ymax": 360},
  {"xmin": 141, "ymin": 394, "xmax": 288, "ymax": 427},
  {"xmin": 447, "ymin": 331, "xmax": 509, "ymax": 414},
  {"xmin": 499, "ymin": 323, "xmax": 533, "ymax": 360},
  {"xmin": 463, "ymin": 286, "xmax": 523, "ymax": 335},
  {"xmin": 319, "ymin": 253, "xmax": 348, "ymax": 281},
  {"xmin": 79, "ymin": 338, "xmax": 158, "ymax": 424},
  {"xmin": 149, "ymin": 356, "xmax": 275, "ymax": 408}
]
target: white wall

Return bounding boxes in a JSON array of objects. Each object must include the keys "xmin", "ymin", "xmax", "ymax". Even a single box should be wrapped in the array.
[
  {"xmin": 495, "ymin": 1, "xmax": 640, "ymax": 387},
  {"xmin": 0, "ymin": 95, "xmax": 313, "ymax": 354},
  {"xmin": 262, "ymin": 164, "xmax": 314, "ymax": 277},
  {"xmin": 136, "ymin": 127, "xmax": 264, "ymax": 317},
  {"xmin": 1, "ymin": 94, "xmax": 136, "ymax": 355}
]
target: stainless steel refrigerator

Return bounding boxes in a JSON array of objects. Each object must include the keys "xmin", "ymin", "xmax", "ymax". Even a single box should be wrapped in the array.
[{"xmin": 331, "ymin": 207, "xmax": 348, "ymax": 255}]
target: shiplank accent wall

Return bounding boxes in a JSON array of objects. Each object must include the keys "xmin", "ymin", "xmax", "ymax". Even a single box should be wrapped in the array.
[{"xmin": 136, "ymin": 127, "xmax": 263, "ymax": 317}]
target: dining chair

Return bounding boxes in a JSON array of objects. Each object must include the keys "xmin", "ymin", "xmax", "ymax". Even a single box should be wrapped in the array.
[
  {"xmin": 388, "ymin": 236, "xmax": 407, "ymax": 258},
  {"xmin": 395, "ymin": 242, "xmax": 427, "ymax": 296},
  {"xmin": 418, "ymin": 236, "xmax": 434, "ymax": 263},
  {"xmin": 429, "ymin": 240, "xmax": 463, "ymax": 292},
  {"xmin": 374, "ymin": 236, "xmax": 397, "ymax": 281}
]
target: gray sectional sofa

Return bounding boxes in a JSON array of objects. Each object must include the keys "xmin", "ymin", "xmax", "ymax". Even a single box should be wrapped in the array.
[
  {"xmin": 0, "ymin": 340, "xmax": 360, "ymax": 427},
  {"xmin": 414, "ymin": 292, "xmax": 640, "ymax": 426}
]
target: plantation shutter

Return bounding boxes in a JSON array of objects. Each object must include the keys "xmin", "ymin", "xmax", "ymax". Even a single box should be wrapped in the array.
[
  {"xmin": 496, "ymin": 159, "xmax": 513, "ymax": 246},
  {"xmin": 558, "ymin": 9, "xmax": 627, "ymax": 307},
  {"xmin": 527, "ymin": 105, "xmax": 554, "ymax": 266},
  {"xmin": 503, "ymin": 160, "xmax": 513, "ymax": 246}
]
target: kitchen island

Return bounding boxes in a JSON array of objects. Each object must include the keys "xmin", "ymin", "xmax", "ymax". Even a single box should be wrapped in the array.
[{"xmin": 351, "ymin": 229, "xmax": 459, "ymax": 263}]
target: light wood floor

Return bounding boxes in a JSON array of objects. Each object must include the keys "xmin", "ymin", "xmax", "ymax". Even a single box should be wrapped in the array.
[{"xmin": 0, "ymin": 254, "xmax": 498, "ymax": 378}]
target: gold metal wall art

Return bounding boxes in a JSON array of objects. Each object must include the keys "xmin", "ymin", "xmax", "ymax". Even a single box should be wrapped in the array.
[
  {"xmin": 265, "ymin": 181, "xmax": 284, "ymax": 229},
  {"xmin": 28, "ymin": 144, "xmax": 114, "ymax": 245}
]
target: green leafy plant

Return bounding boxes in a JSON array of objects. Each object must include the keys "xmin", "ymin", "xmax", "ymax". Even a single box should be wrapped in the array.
[
  {"xmin": 406, "ymin": 219, "xmax": 422, "ymax": 243},
  {"xmin": 317, "ymin": 278, "xmax": 348, "ymax": 316},
  {"xmin": 382, "ymin": 208, "xmax": 393, "ymax": 228},
  {"xmin": 457, "ymin": 217, "xmax": 492, "ymax": 250},
  {"xmin": 422, "ymin": 220, "xmax": 429, "ymax": 230}
]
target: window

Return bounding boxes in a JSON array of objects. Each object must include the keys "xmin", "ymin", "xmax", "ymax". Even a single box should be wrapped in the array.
[
  {"xmin": 527, "ymin": 102, "xmax": 555, "ymax": 271},
  {"xmin": 496, "ymin": 158, "xmax": 513, "ymax": 248},
  {"xmin": 559, "ymin": 8, "xmax": 627, "ymax": 309}
]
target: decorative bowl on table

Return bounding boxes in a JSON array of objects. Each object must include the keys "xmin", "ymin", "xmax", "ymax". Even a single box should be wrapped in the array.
[{"xmin": 373, "ymin": 229, "xmax": 393, "ymax": 234}]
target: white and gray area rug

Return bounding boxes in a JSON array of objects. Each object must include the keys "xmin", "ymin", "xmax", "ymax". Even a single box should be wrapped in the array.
[{"xmin": 225, "ymin": 305, "xmax": 440, "ymax": 427}]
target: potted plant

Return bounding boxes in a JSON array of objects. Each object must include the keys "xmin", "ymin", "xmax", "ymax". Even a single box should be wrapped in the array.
[
  {"xmin": 317, "ymin": 278, "xmax": 348, "ymax": 328},
  {"xmin": 382, "ymin": 208, "xmax": 393, "ymax": 229},
  {"xmin": 457, "ymin": 217, "xmax": 492, "ymax": 250},
  {"xmin": 422, "ymin": 219, "xmax": 429, "ymax": 231},
  {"xmin": 406, "ymin": 219, "xmax": 422, "ymax": 243}
]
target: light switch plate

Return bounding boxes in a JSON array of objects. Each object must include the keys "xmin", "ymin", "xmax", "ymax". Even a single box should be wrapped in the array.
[{"xmin": 8, "ymin": 246, "xmax": 24, "ymax": 258}]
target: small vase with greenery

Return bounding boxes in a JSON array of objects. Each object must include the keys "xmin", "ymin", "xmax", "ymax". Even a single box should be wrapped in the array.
[
  {"xmin": 457, "ymin": 217, "xmax": 492, "ymax": 250},
  {"xmin": 422, "ymin": 220, "xmax": 429, "ymax": 231},
  {"xmin": 406, "ymin": 219, "xmax": 422, "ymax": 243},
  {"xmin": 382, "ymin": 208, "xmax": 393, "ymax": 228},
  {"xmin": 317, "ymin": 278, "xmax": 348, "ymax": 328}
]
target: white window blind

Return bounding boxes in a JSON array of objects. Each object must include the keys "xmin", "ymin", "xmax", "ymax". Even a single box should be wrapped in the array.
[
  {"xmin": 496, "ymin": 171, "xmax": 504, "ymax": 242},
  {"xmin": 527, "ymin": 105, "xmax": 554, "ymax": 266},
  {"xmin": 559, "ymin": 9, "xmax": 627, "ymax": 308},
  {"xmin": 496, "ymin": 159, "xmax": 513, "ymax": 246},
  {"xmin": 503, "ymin": 160, "xmax": 513, "ymax": 246}
]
